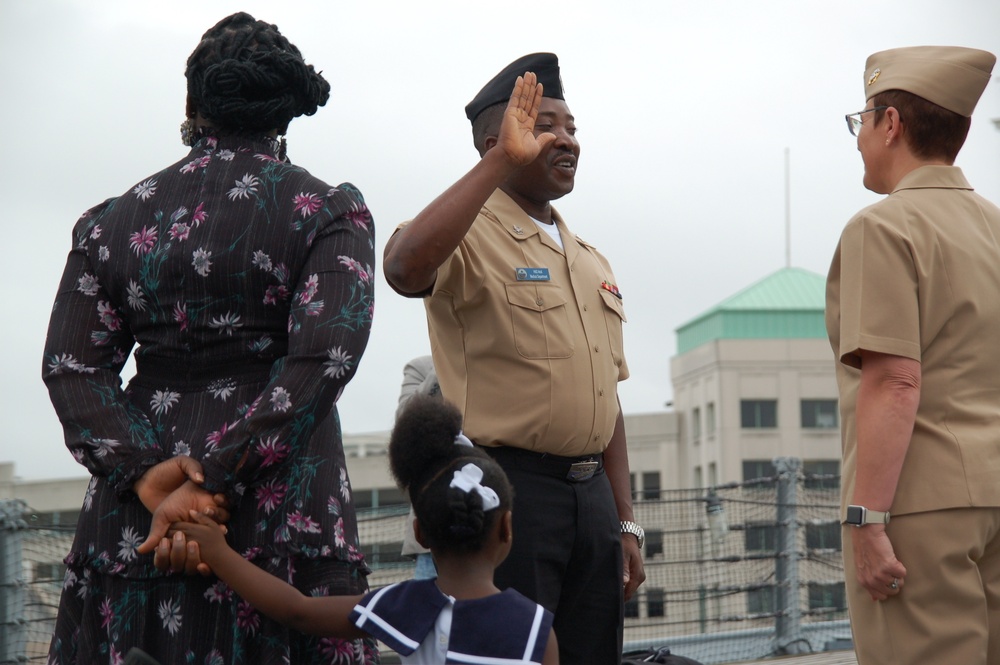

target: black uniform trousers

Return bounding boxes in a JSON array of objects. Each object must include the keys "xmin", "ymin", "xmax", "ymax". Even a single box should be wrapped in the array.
[{"xmin": 485, "ymin": 446, "xmax": 624, "ymax": 664}]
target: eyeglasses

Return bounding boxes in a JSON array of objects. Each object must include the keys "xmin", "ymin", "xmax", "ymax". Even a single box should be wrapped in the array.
[{"xmin": 845, "ymin": 106, "xmax": 888, "ymax": 137}]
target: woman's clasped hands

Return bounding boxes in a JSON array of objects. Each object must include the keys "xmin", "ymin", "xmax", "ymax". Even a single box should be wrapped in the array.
[{"xmin": 134, "ymin": 455, "xmax": 230, "ymax": 575}]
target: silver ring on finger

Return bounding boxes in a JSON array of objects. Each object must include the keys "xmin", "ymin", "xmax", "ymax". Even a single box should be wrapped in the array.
[{"xmin": 889, "ymin": 578, "xmax": 899, "ymax": 590}]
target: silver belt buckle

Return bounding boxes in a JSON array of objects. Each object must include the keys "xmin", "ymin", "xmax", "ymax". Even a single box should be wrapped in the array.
[{"xmin": 567, "ymin": 459, "xmax": 599, "ymax": 482}]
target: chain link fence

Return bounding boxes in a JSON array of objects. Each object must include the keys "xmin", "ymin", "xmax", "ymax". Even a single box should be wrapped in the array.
[{"xmin": 0, "ymin": 458, "xmax": 850, "ymax": 664}]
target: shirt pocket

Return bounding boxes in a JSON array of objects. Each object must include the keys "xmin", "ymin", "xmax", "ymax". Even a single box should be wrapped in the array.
[
  {"xmin": 505, "ymin": 283, "xmax": 575, "ymax": 359},
  {"xmin": 599, "ymin": 288, "xmax": 627, "ymax": 367}
]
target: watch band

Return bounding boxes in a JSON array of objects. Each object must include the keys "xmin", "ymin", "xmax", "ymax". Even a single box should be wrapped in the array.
[
  {"xmin": 621, "ymin": 520, "xmax": 645, "ymax": 548},
  {"xmin": 844, "ymin": 504, "xmax": 890, "ymax": 526}
]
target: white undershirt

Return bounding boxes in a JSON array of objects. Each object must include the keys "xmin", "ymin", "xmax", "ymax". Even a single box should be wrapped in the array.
[{"xmin": 532, "ymin": 217, "xmax": 564, "ymax": 250}]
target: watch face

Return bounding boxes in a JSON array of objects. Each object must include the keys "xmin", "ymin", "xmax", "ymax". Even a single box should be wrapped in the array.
[{"xmin": 846, "ymin": 505, "xmax": 863, "ymax": 525}]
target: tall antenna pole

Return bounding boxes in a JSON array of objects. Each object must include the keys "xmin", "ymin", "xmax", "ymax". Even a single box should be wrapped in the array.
[{"xmin": 784, "ymin": 147, "xmax": 791, "ymax": 268}]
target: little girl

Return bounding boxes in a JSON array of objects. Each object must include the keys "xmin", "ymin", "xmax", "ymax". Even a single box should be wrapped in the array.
[{"xmin": 177, "ymin": 394, "xmax": 558, "ymax": 664}]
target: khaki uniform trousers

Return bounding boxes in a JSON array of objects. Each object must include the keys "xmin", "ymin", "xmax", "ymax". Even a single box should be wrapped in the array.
[{"xmin": 843, "ymin": 507, "xmax": 1000, "ymax": 664}]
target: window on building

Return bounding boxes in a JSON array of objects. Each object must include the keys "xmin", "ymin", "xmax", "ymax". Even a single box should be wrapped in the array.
[
  {"xmin": 624, "ymin": 595, "xmax": 639, "ymax": 619},
  {"xmin": 27, "ymin": 510, "xmax": 81, "ymax": 528},
  {"xmin": 745, "ymin": 522, "xmax": 777, "ymax": 552},
  {"xmin": 801, "ymin": 399, "xmax": 839, "ymax": 429},
  {"xmin": 742, "ymin": 460, "xmax": 776, "ymax": 482},
  {"xmin": 741, "ymin": 400, "xmax": 777, "ymax": 428},
  {"xmin": 647, "ymin": 588, "xmax": 666, "ymax": 618},
  {"xmin": 708, "ymin": 462, "xmax": 718, "ymax": 488},
  {"xmin": 645, "ymin": 529, "xmax": 664, "ymax": 558},
  {"xmin": 803, "ymin": 460, "xmax": 841, "ymax": 490},
  {"xmin": 808, "ymin": 582, "xmax": 846, "ymax": 611},
  {"xmin": 806, "ymin": 521, "xmax": 842, "ymax": 551},
  {"xmin": 694, "ymin": 466, "xmax": 703, "ymax": 489},
  {"xmin": 630, "ymin": 472, "xmax": 637, "ymax": 501},
  {"xmin": 691, "ymin": 407, "xmax": 701, "ymax": 443},
  {"xmin": 747, "ymin": 585, "xmax": 777, "ymax": 615},
  {"xmin": 34, "ymin": 561, "xmax": 66, "ymax": 584},
  {"xmin": 359, "ymin": 541, "xmax": 408, "ymax": 567},
  {"xmin": 354, "ymin": 487, "xmax": 408, "ymax": 510},
  {"xmin": 379, "ymin": 487, "xmax": 406, "ymax": 507},
  {"xmin": 642, "ymin": 472, "xmax": 661, "ymax": 501},
  {"xmin": 354, "ymin": 490, "xmax": 374, "ymax": 510},
  {"xmin": 706, "ymin": 402, "xmax": 716, "ymax": 436}
]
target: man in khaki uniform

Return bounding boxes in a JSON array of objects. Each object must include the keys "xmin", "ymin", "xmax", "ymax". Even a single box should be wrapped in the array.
[
  {"xmin": 384, "ymin": 53, "xmax": 644, "ymax": 663},
  {"xmin": 826, "ymin": 46, "xmax": 999, "ymax": 664}
]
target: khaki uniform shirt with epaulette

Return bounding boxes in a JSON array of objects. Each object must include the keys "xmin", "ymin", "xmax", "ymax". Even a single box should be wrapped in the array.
[
  {"xmin": 826, "ymin": 165, "xmax": 1000, "ymax": 516},
  {"xmin": 418, "ymin": 189, "xmax": 628, "ymax": 457}
]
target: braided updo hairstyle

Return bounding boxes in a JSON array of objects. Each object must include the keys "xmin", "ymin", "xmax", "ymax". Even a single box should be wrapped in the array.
[
  {"xmin": 185, "ymin": 12, "xmax": 330, "ymax": 134},
  {"xmin": 390, "ymin": 395, "xmax": 513, "ymax": 555}
]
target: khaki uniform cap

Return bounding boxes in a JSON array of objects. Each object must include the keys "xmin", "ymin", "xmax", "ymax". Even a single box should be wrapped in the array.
[{"xmin": 864, "ymin": 45, "xmax": 996, "ymax": 117}]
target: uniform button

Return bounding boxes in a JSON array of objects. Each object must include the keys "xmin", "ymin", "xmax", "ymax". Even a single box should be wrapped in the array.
[
  {"xmin": 599, "ymin": 389, "xmax": 604, "ymax": 396},
  {"xmin": 594, "ymin": 434, "xmax": 600, "ymax": 441},
  {"xmin": 536, "ymin": 298, "xmax": 544, "ymax": 306},
  {"xmin": 583, "ymin": 304, "xmax": 588, "ymax": 311},
  {"xmin": 594, "ymin": 345, "xmax": 600, "ymax": 353}
]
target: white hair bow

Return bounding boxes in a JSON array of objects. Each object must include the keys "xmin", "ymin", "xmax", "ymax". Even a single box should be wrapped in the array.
[{"xmin": 449, "ymin": 463, "xmax": 500, "ymax": 511}]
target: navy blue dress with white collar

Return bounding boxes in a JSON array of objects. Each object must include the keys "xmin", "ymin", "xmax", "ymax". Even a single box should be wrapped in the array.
[{"xmin": 350, "ymin": 579, "xmax": 553, "ymax": 664}]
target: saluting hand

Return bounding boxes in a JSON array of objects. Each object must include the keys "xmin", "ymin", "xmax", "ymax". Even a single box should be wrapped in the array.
[{"xmin": 495, "ymin": 72, "xmax": 556, "ymax": 167}]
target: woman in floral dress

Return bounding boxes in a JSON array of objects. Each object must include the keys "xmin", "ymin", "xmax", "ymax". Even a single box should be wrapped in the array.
[{"xmin": 41, "ymin": 13, "xmax": 377, "ymax": 664}]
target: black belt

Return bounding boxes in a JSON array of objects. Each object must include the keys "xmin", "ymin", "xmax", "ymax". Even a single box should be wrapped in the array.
[{"xmin": 482, "ymin": 446, "xmax": 604, "ymax": 482}]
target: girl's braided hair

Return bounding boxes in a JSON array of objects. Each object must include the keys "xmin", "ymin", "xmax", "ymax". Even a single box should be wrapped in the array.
[{"xmin": 389, "ymin": 395, "xmax": 513, "ymax": 554}]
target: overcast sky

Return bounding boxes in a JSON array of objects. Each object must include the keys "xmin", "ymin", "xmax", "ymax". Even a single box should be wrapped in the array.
[{"xmin": 2, "ymin": 0, "xmax": 998, "ymax": 481}]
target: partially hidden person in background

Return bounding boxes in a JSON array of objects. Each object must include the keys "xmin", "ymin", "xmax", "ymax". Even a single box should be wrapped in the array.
[
  {"xmin": 41, "ymin": 12, "xmax": 376, "ymax": 664},
  {"xmin": 396, "ymin": 355, "xmax": 441, "ymax": 580},
  {"xmin": 827, "ymin": 45, "xmax": 999, "ymax": 665},
  {"xmin": 177, "ymin": 395, "xmax": 559, "ymax": 664},
  {"xmin": 383, "ymin": 53, "xmax": 644, "ymax": 664}
]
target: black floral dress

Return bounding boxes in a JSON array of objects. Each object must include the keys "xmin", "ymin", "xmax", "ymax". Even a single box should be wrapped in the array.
[{"xmin": 42, "ymin": 132, "xmax": 378, "ymax": 665}]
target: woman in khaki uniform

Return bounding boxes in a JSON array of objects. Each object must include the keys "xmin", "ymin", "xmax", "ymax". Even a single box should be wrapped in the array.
[{"xmin": 826, "ymin": 46, "xmax": 1000, "ymax": 664}]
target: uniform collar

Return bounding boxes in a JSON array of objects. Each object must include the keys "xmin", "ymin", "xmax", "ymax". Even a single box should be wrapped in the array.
[
  {"xmin": 892, "ymin": 164, "xmax": 973, "ymax": 194},
  {"xmin": 483, "ymin": 189, "xmax": 577, "ymax": 258}
]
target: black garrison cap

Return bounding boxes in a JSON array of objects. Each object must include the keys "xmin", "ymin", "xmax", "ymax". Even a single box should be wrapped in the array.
[{"xmin": 464, "ymin": 52, "xmax": 565, "ymax": 123}]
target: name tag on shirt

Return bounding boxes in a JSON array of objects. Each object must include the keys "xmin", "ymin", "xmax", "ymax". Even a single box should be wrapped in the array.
[{"xmin": 515, "ymin": 267, "xmax": 550, "ymax": 282}]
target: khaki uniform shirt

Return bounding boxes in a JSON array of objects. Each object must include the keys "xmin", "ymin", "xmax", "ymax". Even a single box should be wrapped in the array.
[
  {"xmin": 422, "ymin": 189, "xmax": 628, "ymax": 457},
  {"xmin": 826, "ymin": 165, "xmax": 1000, "ymax": 515}
]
